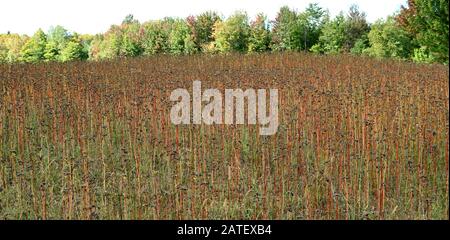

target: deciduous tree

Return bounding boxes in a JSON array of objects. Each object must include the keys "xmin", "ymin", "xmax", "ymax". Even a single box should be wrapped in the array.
[
  {"xmin": 213, "ymin": 11, "xmax": 250, "ymax": 53},
  {"xmin": 248, "ymin": 13, "xmax": 271, "ymax": 52}
]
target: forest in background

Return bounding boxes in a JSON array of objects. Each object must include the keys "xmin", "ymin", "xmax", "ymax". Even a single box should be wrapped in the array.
[{"xmin": 0, "ymin": 0, "xmax": 448, "ymax": 64}]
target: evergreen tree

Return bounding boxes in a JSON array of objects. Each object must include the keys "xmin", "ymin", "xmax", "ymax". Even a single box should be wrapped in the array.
[
  {"xmin": 20, "ymin": 29, "xmax": 47, "ymax": 62},
  {"xmin": 270, "ymin": 6, "xmax": 298, "ymax": 51}
]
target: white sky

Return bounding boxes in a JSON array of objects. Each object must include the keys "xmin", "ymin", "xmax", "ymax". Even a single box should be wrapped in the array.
[{"xmin": 1, "ymin": 0, "xmax": 407, "ymax": 35}]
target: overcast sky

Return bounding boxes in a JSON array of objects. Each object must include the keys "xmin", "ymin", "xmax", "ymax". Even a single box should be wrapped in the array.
[{"xmin": 1, "ymin": 0, "xmax": 407, "ymax": 35}]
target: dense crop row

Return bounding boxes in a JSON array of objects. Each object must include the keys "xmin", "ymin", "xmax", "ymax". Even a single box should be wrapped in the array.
[{"xmin": 0, "ymin": 53, "xmax": 448, "ymax": 219}]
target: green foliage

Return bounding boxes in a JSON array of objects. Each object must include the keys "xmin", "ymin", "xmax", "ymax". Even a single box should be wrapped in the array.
[
  {"xmin": 248, "ymin": 13, "xmax": 271, "ymax": 52},
  {"xmin": 398, "ymin": 0, "xmax": 449, "ymax": 63},
  {"xmin": 350, "ymin": 36, "xmax": 369, "ymax": 54},
  {"xmin": 44, "ymin": 26, "xmax": 75, "ymax": 61},
  {"xmin": 213, "ymin": 11, "xmax": 250, "ymax": 53},
  {"xmin": 271, "ymin": 4, "xmax": 327, "ymax": 52},
  {"xmin": 47, "ymin": 26, "xmax": 70, "ymax": 48},
  {"xmin": 80, "ymin": 34, "xmax": 94, "ymax": 59},
  {"xmin": 309, "ymin": 43, "xmax": 322, "ymax": 54},
  {"xmin": 20, "ymin": 29, "xmax": 47, "ymax": 63},
  {"xmin": 91, "ymin": 16, "xmax": 144, "ymax": 60},
  {"xmin": 1, "ymin": 3, "xmax": 447, "ymax": 64},
  {"xmin": 312, "ymin": 5, "xmax": 369, "ymax": 54},
  {"xmin": 344, "ymin": 5, "xmax": 370, "ymax": 51},
  {"xmin": 120, "ymin": 21, "xmax": 144, "ymax": 57},
  {"xmin": 412, "ymin": 46, "xmax": 435, "ymax": 63},
  {"xmin": 60, "ymin": 33, "xmax": 87, "ymax": 62},
  {"xmin": 142, "ymin": 20, "xmax": 170, "ymax": 55},
  {"xmin": 300, "ymin": 3, "xmax": 328, "ymax": 50},
  {"xmin": 313, "ymin": 13, "xmax": 347, "ymax": 54},
  {"xmin": 43, "ymin": 40, "xmax": 59, "ymax": 61},
  {"xmin": 270, "ymin": 6, "xmax": 299, "ymax": 51},
  {"xmin": 365, "ymin": 17, "xmax": 414, "ymax": 59},
  {"xmin": 97, "ymin": 25, "xmax": 123, "ymax": 59},
  {"xmin": 168, "ymin": 19, "xmax": 197, "ymax": 54},
  {"xmin": 21, "ymin": 25, "xmax": 88, "ymax": 62}
]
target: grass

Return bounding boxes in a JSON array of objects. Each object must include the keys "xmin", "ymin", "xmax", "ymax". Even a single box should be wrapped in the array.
[{"xmin": 0, "ymin": 53, "xmax": 448, "ymax": 219}]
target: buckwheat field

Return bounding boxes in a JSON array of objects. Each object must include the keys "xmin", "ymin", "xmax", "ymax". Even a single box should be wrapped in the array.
[{"xmin": 0, "ymin": 53, "xmax": 448, "ymax": 219}]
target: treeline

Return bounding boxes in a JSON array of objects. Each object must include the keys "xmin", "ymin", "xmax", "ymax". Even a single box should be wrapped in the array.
[{"xmin": 0, "ymin": 0, "xmax": 448, "ymax": 64}]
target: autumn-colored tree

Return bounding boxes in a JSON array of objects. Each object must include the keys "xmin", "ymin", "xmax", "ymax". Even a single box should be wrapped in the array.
[
  {"xmin": 0, "ymin": 33, "xmax": 28, "ymax": 62},
  {"xmin": 187, "ymin": 11, "xmax": 221, "ymax": 51},
  {"xmin": 120, "ymin": 17, "xmax": 144, "ymax": 57}
]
